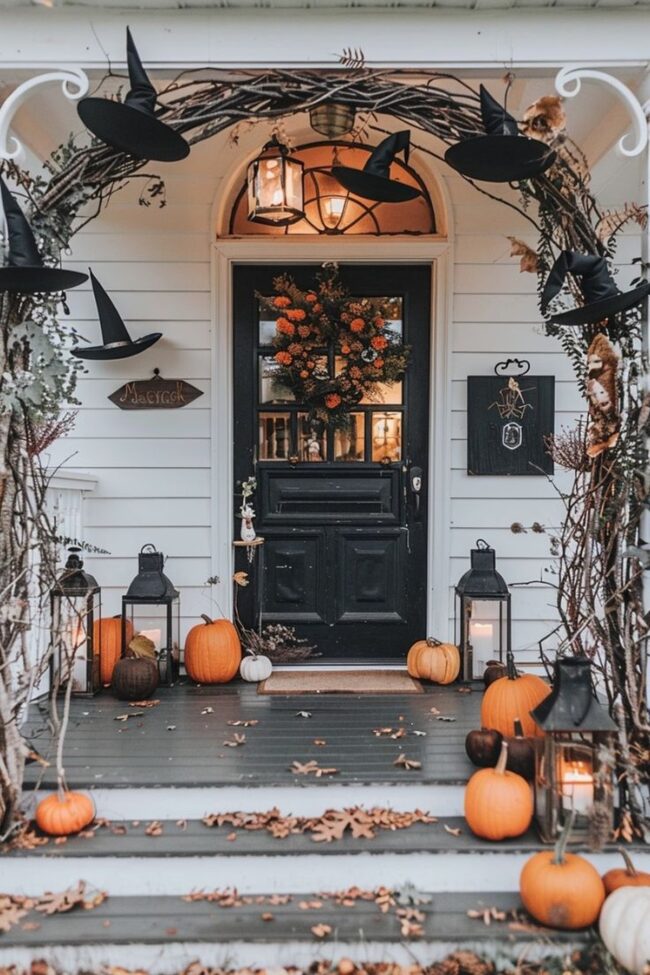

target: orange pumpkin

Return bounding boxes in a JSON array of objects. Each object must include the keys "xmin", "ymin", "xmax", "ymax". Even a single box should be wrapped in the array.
[
  {"xmin": 184, "ymin": 615, "xmax": 241, "ymax": 684},
  {"xmin": 480, "ymin": 652, "xmax": 549, "ymax": 738},
  {"xmin": 603, "ymin": 849, "xmax": 650, "ymax": 895},
  {"xmin": 464, "ymin": 740, "xmax": 533, "ymax": 841},
  {"xmin": 35, "ymin": 791, "xmax": 95, "ymax": 836},
  {"xmin": 406, "ymin": 638, "xmax": 460, "ymax": 684},
  {"xmin": 94, "ymin": 615, "xmax": 133, "ymax": 685},
  {"xmin": 520, "ymin": 815, "xmax": 605, "ymax": 929}
]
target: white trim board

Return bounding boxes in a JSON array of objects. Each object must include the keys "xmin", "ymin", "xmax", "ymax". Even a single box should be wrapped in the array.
[{"xmin": 210, "ymin": 237, "xmax": 453, "ymax": 639}]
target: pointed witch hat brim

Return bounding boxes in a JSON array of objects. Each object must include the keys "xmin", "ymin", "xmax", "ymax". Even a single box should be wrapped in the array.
[
  {"xmin": 444, "ymin": 135, "xmax": 556, "ymax": 184},
  {"xmin": 545, "ymin": 283, "xmax": 650, "ymax": 327},
  {"xmin": 71, "ymin": 270, "xmax": 162, "ymax": 360},
  {"xmin": 332, "ymin": 131, "xmax": 421, "ymax": 203},
  {"xmin": 77, "ymin": 28, "xmax": 189, "ymax": 162},
  {"xmin": 0, "ymin": 178, "xmax": 88, "ymax": 294}
]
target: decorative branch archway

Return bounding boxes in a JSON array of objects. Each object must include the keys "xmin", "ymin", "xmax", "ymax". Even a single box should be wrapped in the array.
[{"xmin": 0, "ymin": 65, "xmax": 647, "ymax": 837}]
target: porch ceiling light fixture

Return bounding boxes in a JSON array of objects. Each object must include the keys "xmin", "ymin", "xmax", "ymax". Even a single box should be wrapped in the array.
[
  {"xmin": 247, "ymin": 137, "xmax": 305, "ymax": 226},
  {"xmin": 77, "ymin": 27, "xmax": 190, "ymax": 163},
  {"xmin": 455, "ymin": 538, "xmax": 511, "ymax": 682},
  {"xmin": 541, "ymin": 250, "xmax": 650, "ymax": 327},
  {"xmin": 309, "ymin": 101, "xmax": 356, "ymax": 139},
  {"xmin": 445, "ymin": 85, "xmax": 555, "ymax": 184},
  {"xmin": 321, "ymin": 194, "xmax": 349, "ymax": 230},
  {"xmin": 332, "ymin": 131, "xmax": 421, "ymax": 204}
]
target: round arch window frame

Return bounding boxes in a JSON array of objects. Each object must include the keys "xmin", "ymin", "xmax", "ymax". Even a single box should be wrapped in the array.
[{"xmin": 227, "ymin": 139, "xmax": 437, "ymax": 237}]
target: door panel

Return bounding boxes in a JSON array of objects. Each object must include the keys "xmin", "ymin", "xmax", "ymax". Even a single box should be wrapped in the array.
[{"xmin": 233, "ymin": 264, "xmax": 431, "ymax": 661}]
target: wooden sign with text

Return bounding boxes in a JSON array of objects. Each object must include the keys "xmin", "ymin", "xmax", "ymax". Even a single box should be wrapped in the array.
[{"xmin": 108, "ymin": 371, "xmax": 203, "ymax": 410}]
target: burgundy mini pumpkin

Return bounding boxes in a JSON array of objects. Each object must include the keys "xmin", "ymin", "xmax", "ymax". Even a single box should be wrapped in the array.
[
  {"xmin": 483, "ymin": 660, "xmax": 508, "ymax": 688},
  {"xmin": 465, "ymin": 728, "xmax": 503, "ymax": 768},
  {"xmin": 504, "ymin": 718, "xmax": 535, "ymax": 781},
  {"xmin": 111, "ymin": 656, "xmax": 158, "ymax": 701}
]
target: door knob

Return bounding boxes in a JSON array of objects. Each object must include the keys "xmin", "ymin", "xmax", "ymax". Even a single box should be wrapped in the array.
[{"xmin": 409, "ymin": 465, "xmax": 423, "ymax": 516}]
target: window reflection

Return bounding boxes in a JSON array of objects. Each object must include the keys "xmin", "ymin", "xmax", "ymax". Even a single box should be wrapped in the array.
[
  {"xmin": 259, "ymin": 413, "xmax": 291, "ymax": 460},
  {"xmin": 298, "ymin": 414, "xmax": 326, "ymax": 462},
  {"xmin": 334, "ymin": 415, "xmax": 364, "ymax": 461},
  {"xmin": 371, "ymin": 412, "xmax": 402, "ymax": 463}
]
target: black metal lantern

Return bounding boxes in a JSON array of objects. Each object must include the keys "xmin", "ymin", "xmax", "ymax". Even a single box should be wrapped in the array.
[
  {"xmin": 455, "ymin": 539, "xmax": 511, "ymax": 681},
  {"xmin": 531, "ymin": 656, "xmax": 616, "ymax": 843},
  {"xmin": 309, "ymin": 101, "xmax": 356, "ymax": 138},
  {"xmin": 50, "ymin": 547, "xmax": 101, "ymax": 696},
  {"xmin": 122, "ymin": 544, "xmax": 180, "ymax": 685},
  {"xmin": 247, "ymin": 137, "xmax": 304, "ymax": 226}
]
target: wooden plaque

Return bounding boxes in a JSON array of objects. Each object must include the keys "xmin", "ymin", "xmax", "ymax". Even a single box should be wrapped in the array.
[{"xmin": 109, "ymin": 374, "xmax": 203, "ymax": 411}]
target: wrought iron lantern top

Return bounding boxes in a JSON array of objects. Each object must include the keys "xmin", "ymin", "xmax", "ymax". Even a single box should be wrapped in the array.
[
  {"xmin": 455, "ymin": 538, "xmax": 509, "ymax": 598},
  {"xmin": 125, "ymin": 543, "xmax": 179, "ymax": 603},
  {"xmin": 52, "ymin": 547, "xmax": 99, "ymax": 597},
  {"xmin": 531, "ymin": 656, "xmax": 616, "ymax": 733}
]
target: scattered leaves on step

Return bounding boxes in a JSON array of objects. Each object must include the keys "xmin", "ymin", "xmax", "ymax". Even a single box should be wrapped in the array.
[
  {"xmin": 167, "ymin": 725, "xmax": 177, "ymax": 731},
  {"xmin": 227, "ymin": 832, "xmax": 237, "ymax": 842},
  {"xmin": 34, "ymin": 881, "xmax": 107, "ymax": 916},
  {"xmin": 224, "ymin": 733, "xmax": 246, "ymax": 747},
  {"xmin": 110, "ymin": 824, "xmax": 128, "ymax": 836},
  {"xmin": 373, "ymin": 727, "xmax": 406, "ymax": 739},
  {"xmin": 53, "ymin": 836, "xmax": 67, "ymax": 846},
  {"xmin": 467, "ymin": 905, "xmax": 509, "ymax": 926},
  {"xmin": 295, "ymin": 710, "xmax": 312, "ymax": 718},
  {"xmin": 311, "ymin": 923, "xmax": 332, "ymax": 939},
  {"xmin": 313, "ymin": 739, "xmax": 327, "ymax": 746},
  {"xmin": 457, "ymin": 686, "xmax": 472, "ymax": 694},
  {"xmin": 412, "ymin": 730, "xmax": 427, "ymax": 737},
  {"xmin": 20, "ymin": 920, "xmax": 41, "ymax": 931},
  {"xmin": 261, "ymin": 912, "xmax": 274, "ymax": 922},
  {"xmin": 129, "ymin": 699, "xmax": 160, "ymax": 708},
  {"xmin": 429, "ymin": 707, "xmax": 441, "ymax": 716},
  {"xmin": 291, "ymin": 760, "xmax": 338, "ymax": 778},
  {"xmin": 114, "ymin": 712, "xmax": 143, "ymax": 722},
  {"xmin": 435, "ymin": 715, "xmax": 456, "ymax": 722},
  {"xmin": 201, "ymin": 806, "xmax": 435, "ymax": 842},
  {"xmin": 201, "ymin": 706, "xmax": 214, "ymax": 715},
  {"xmin": 176, "ymin": 819, "xmax": 187, "ymax": 831},
  {"xmin": 267, "ymin": 894, "xmax": 292, "ymax": 906},
  {"xmin": 182, "ymin": 889, "xmax": 293, "ymax": 909},
  {"xmin": 8, "ymin": 826, "xmax": 49, "ymax": 851},
  {"xmin": 0, "ymin": 897, "xmax": 29, "ymax": 933},
  {"xmin": 393, "ymin": 753, "xmax": 421, "ymax": 771},
  {"xmin": 227, "ymin": 719, "xmax": 258, "ymax": 728},
  {"xmin": 145, "ymin": 821, "xmax": 163, "ymax": 837},
  {"xmin": 299, "ymin": 899, "xmax": 323, "ymax": 910},
  {"xmin": 396, "ymin": 883, "xmax": 431, "ymax": 907},
  {"xmin": 444, "ymin": 825, "xmax": 462, "ymax": 837},
  {"xmin": 105, "ymin": 967, "xmax": 149, "ymax": 975},
  {"xmin": 396, "ymin": 907, "xmax": 425, "ymax": 938}
]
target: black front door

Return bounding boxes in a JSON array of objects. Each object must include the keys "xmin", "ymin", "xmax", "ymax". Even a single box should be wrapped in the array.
[{"xmin": 233, "ymin": 264, "xmax": 431, "ymax": 661}]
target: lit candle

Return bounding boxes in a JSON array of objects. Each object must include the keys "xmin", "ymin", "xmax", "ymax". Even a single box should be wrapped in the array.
[
  {"xmin": 562, "ymin": 762, "xmax": 594, "ymax": 816},
  {"xmin": 469, "ymin": 621, "xmax": 494, "ymax": 675}
]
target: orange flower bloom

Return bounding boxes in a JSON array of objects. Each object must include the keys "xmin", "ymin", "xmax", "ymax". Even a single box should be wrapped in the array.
[
  {"xmin": 340, "ymin": 344, "xmax": 351, "ymax": 355},
  {"xmin": 312, "ymin": 303, "xmax": 322, "ymax": 314},
  {"xmin": 288, "ymin": 343, "xmax": 304, "ymax": 356},
  {"xmin": 373, "ymin": 316, "xmax": 385, "ymax": 329},
  {"xmin": 286, "ymin": 308, "xmax": 307, "ymax": 322},
  {"xmin": 273, "ymin": 296, "xmax": 291, "ymax": 308},
  {"xmin": 371, "ymin": 335, "xmax": 389, "ymax": 351},
  {"xmin": 275, "ymin": 351, "xmax": 293, "ymax": 366},
  {"xmin": 306, "ymin": 360, "xmax": 315, "ymax": 369},
  {"xmin": 374, "ymin": 358, "xmax": 385, "ymax": 369},
  {"xmin": 325, "ymin": 393, "xmax": 342, "ymax": 409},
  {"xmin": 350, "ymin": 318, "xmax": 365, "ymax": 333},
  {"xmin": 305, "ymin": 292, "xmax": 318, "ymax": 304},
  {"xmin": 298, "ymin": 325, "xmax": 311, "ymax": 338},
  {"xmin": 276, "ymin": 318, "xmax": 295, "ymax": 336},
  {"xmin": 349, "ymin": 366, "xmax": 362, "ymax": 379},
  {"xmin": 300, "ymin": 370, "xmax": 309, "ymax": 379}
]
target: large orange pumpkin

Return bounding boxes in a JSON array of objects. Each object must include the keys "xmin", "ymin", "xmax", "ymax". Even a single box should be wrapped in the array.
[
  {"xmin": 94, "ymin": 615, "xmax": 133, "ymax": 685},
  {"xmin": 519, "ymin": 815, "xmax": 605, "ymax": 929},
  {"xmin": 406, "ymin": 638, "xmax": 460, "ymax": 684},
  {"xmin": 480, "ymin": 652, "xmax": 549, "ymax": 738},
  {"xmin": 35, "ymin": 791, "xmax": 95, "ymax": 836},
  {"xmin": 603, "ymin": 849, "xmax": 650, "ymax": 895},
  {"xmin": 184, "ymin": 615, "xmax": 241, "ymax": 684},
  {"xmin": 464, "ymin": 740, "xmax": 533, "ymax": 840}
]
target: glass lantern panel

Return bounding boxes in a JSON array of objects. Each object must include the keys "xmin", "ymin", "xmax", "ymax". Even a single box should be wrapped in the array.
[
  {"xmin": 52, "ymin": 594, "xmax": 92, "ymax": 693},
  {"xmin": 371, "ymin": 412, "xmax": 402, "ymax": 463},
  {"xmin": 258, "ymin": 412, "xmax": 291, "ymax": 460},
  {"xmin": 334, "ymin": 414, "xmax": 364, "ymax": 461},
  {"xmin": 284, "ymin": 158, "xmax": 304, "ymax": 212},
  {"xmin": 557, "ymin": 739, "xmax": 595, "ymax": 823},
  {"xmin": 467, "ymin": 599, "xmax": 507, "ymax": 676},
  {"xmin": 297, "ymin": 414, "xmax": 326, "ymax": 462},
  {"xmin": 124, "ymin": 603, "xmax": 179, "ymax": 655}
]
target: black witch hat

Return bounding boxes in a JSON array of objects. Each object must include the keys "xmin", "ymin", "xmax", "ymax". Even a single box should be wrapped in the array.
[
  {"xmin": 331, "ymin": 132, "xmax": 421, "ymax": 203},
  {"xmin": 445, "ymin": 85, "xmax": 555, "ymax": 183},
  {"xmin": 77, "ymin": 28, "xmax": 190, "ymax": 162},
  {"xmin": 0, "ymin": 179, "xmax": 88, "ymax": 294},
  {"xmin": 72, "ymin": 270, "xmax": 162, "ymax": 360},
  {"xmin": 542, "ymin": 251, "xmax": 650, "ymax": 327}
]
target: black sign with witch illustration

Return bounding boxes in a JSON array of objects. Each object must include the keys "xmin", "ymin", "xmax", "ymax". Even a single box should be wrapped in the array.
[{"xmin": 467, "ymin": 360, "xmax": 554, "ymax": 476}]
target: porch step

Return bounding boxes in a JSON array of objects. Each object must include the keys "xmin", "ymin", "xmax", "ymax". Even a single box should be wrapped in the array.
[
  {"xmin": 3, "ymin": 816, "xmax": 649, "ymax": 896},
  {"xmin": 0, "ymin": 890, "xmax": 593, "ymax": 973}
]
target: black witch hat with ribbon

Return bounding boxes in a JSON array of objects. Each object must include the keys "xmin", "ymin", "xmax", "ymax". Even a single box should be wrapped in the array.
[
  {"xmin": 445, "ymin": 85, "xmax": 555, "ymax": 183},
  {"xmin": 0, "ymin": 178, "xmax": 88, "ymax": 294},
  {"xmin": 542, "ymin": 251, "xmax": 650, "ymax": 327},
  {"xmin": 331, "ymin": 131, "xmax": 421, "ymax": 203},
  {"xmin": 77, "ymin": 28, "xmax": 190, "ymax": 162},
  {"xmin": 72, "ymin": 270, "xmax": 162, "ymax": 360}
]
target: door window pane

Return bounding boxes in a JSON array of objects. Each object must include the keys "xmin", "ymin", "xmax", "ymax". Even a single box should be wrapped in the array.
[
  {"xmin": 334, "ymin": 356, "xmax": 403, "ymax": 406},
  {"xmin": 259, "ymin": 356, "xmax": 295, "ymax": 404},
  {"xmin": 259, "ymin": 413, "xmax": 291, "ymax": 460},
  {"xmin": 334, "ymin": 414, "xmax": 365, "ymax": 461},
  {"xmin": 371, "ymin": 412, "xmax": 402, "ymax": 463},
  {"xmin": 258, "ymin": 300, "xmax": 278, "ymax": 345},
  {"xmin": 297, "ymin": 414, "xmax": 326, "ymax": 462}
]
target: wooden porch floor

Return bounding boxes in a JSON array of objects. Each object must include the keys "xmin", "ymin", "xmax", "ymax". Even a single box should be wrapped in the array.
[{"xmin": 22, "ymin": 680, "xmax": 479, "ymax": 789}]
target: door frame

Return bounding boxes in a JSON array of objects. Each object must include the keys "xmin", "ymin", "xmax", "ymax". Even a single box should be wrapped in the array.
[{"xmin": 211, "ymin": 237, "xmax": 453, "ymax": 656}]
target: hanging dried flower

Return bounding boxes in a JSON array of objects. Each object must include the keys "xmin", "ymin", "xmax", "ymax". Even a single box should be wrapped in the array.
[
  {"xmin": 521, "ymin": 95, "xmax": 567, "ymax": 143},
  {"xmin": 507, "ymin": 237, "xmax": 539, "ymax": 273}
]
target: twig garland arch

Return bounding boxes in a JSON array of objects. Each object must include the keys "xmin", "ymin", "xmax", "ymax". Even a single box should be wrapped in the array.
[{"xmin": 0, "ymin": 65, "xmax": 648, "ymax": 835}]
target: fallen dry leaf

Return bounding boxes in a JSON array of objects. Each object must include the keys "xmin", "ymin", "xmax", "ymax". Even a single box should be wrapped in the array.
[
  {"xmin": 114, "ymin": 712, "xmax": 143, "ymax": 722},
  {"xmin": 295, "ymin": 710, "xmax": 312, "ymax": 719},
  {"xmin": 224, "ymin": 733, "xmax": 246, "ymax": 747},
  {"xmin": 507, "ymin": 236, "xmax": 539, "ymax": 273},
  {"xmin": 444, "ymin": 825, "xmax": 462, "ymax": 837},
  {"xmin": 290, "ymin": 760, "xmax": 338, "ymax": 778},
  {"xmin": 261, "ymin": 912, "xmax": 274, "ymax": 922},
  {"xmin": 233, "ymin": 571, "xmax": 249, "ymax": 587},
  {"xmin": 393, "ymin": 754, "xmax": 421, "ymax": 771},
  {"xmin": 129, "ymin": 700, "xmax": 160, "ymax": 709},
  {"xmin": 227, "ymin": 719, "xmax": 258, "ymax": 727},
  {"xmin": 313, "ymin": 739, "xmax": 327, "ymax": 746},
  {"xmin": 34, "ymin": 881, "xmax": 107, "ymax": 916},
  {"xmin": 201, "ymin": 706, "xmax": 214, "ymax": 715},
  {"xmin": 145, "ymin": 821, "xmax": 163, "ymax": 837},
  {"xmin": 311, "ymin": 923, "xmax": 332, "ymax": 939}
]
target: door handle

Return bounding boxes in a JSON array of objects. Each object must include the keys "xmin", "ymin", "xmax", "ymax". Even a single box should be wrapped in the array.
[{"xmin": 409, "ymin": 465, "xmax": 423, "ymax": 516}]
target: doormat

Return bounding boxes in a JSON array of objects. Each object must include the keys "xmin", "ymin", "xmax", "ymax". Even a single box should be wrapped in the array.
[{"xmin": 258, "ymin": 670, "xmax": 423, "ymax": 695}]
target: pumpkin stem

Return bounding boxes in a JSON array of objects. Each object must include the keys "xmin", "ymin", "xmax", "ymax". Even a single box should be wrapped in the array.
[
  {"xmin": 513, "ymin": 718, "xmax": 524, "ymax": 738},
  {"xmin": 552, "ymin": 810, "xmax": 576, "ymax": 865},
  {"xmin": 200, "ymin": 614, "xmax": 214, "ymax": 626},
  {"xmin": 495, "ymin": 740, "xmax": 509, "ymax": 775},
  {"xmin": 425, "ymin": 637, "xmax": 442, "ymax": 647},
  {"xmin": 505, "ymin": 651, "xmax": 517, "ymax": 681},
  {"xmin": 618, "ymin": 847, "xmax": 638, "ymax": 877}
]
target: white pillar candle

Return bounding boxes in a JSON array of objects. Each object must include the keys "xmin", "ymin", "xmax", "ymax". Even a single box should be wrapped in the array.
[
  {"xmin": 469, "ymin": 621, "xmax": 495, "ymax": 676},
  {"xmin": 562, "ymin": 763, "xmax": 594, "ymax": 816}
]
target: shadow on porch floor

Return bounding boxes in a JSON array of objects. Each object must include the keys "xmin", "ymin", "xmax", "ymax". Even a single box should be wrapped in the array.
[{"xmin": 22, "ymin": 680, "xmax": 479, "ymax": 790}]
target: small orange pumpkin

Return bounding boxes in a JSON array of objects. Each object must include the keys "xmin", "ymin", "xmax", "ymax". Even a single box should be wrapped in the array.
[
  {"xmin": 520, "ymin": 814, "xmax": 605, "ymax": 929},
  {"xmin": 184, "ymin": 615, "xmax": 241, "ymax": 684},
  {"xmin": 464, "ymin": 740, "xmax": 533, "ymax": 841},
  {"xmin": 35, "ymin": 791, "xmax": 95, "ymax": 836},
  {"xmin": 603, "ymin": 849, "xmax": 650, "ymax": 895},
  {"xmin": 94, "ymin": 615, "xmax": 133, "ymax": 685},
  {"xmin": 406, "ymin": 638, "xmax": 460, "ymax": 684},
  {"xmin": 480, "ymin": 652, "xmax": 549, "ymax": 738}
]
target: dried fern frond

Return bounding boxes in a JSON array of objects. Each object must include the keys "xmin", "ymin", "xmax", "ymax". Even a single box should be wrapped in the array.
[
  {"xmin": 596, "ymin": 203, "xmax": 648, "ymax": 244},
  {"xmin": 337, "ymin": 47, "xmax": 366, "ymax": 70}
]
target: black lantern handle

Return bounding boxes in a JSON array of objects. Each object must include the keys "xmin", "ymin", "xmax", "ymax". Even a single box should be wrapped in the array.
[
  {"xmin": 476, "ymin": 538, "xmax": 491, "ymax": 550},
  {"xmin": 494, "ymin": 358, "xmax": 531, "ymax": 377}
]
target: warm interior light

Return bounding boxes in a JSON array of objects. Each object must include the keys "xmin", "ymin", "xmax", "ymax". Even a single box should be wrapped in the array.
[
  {"xmin": 247, "ymin": 140, "xmax": 304, "ymax": 226},
  {"xmin": 322, "ymin": 195, "xmax": 348, "ymax": 229}
]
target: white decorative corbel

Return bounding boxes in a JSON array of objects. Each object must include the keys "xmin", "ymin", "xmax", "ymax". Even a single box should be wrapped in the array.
[
  {"xmin": 0, "ymin": 68, "xmax": 89, "ymax": 161},
  {"xmin": 555, "ymin": 65, "xmax": 649, "ymax": 158}
]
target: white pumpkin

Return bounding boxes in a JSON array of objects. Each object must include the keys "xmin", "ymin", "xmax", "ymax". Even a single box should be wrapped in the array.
[
  {"xmin": 240, "ymin": 654, "xmax": 272, "ymax": 683},
  {"xmin": 599, "ymin": 887, "xmax": 650, "ymax": 974}
]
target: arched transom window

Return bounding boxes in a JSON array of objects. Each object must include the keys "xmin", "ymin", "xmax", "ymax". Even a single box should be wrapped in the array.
[{"xmin": 228, "ymin": 140, "xmax": 436, "ymax": 236}]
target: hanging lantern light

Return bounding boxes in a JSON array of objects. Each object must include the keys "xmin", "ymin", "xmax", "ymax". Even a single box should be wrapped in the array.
[
  {"xmin": 455, "ymin": 539, "xmax": 511, "ymax": 682},
  {"xmin": 247, "ymin": 137, "xmax": 304, "ymax": 226},
  {"xmin": 309, "ymin": 101, "xmax": 356, "ymax": 139},
  {"xmin": 321, "ymin": 194, "xmax": 349, "ymax": 230}
]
